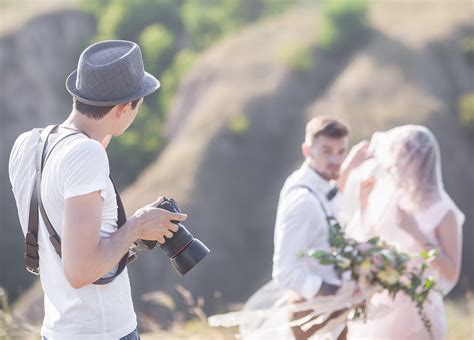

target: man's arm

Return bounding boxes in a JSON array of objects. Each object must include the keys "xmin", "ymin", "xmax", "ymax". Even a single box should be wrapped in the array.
[{"xmin": 62, "ymin": 192, "xmax": 186, "ymax": 289}]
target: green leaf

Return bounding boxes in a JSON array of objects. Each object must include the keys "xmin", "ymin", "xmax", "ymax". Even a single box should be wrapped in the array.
[
  {"xmin": 368, "ymin": 237, "xmax": 380, "ymax": 245},
  {"xmin": 312, "ymin": 250, "xmax": 330, "ymax": 259}
]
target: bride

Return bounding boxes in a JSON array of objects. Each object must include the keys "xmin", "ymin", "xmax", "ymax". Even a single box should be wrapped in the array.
[{"xmin": 341, "ymin": 125, "xmax": 464, "ymax": 340}]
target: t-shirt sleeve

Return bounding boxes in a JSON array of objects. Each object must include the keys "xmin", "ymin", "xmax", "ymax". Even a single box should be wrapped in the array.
[{"xmin": 60, "ymin": 139, "xmax": 109, "ymax": 200}]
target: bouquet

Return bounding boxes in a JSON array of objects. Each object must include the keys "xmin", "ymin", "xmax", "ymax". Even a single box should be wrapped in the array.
[{"xmin": 306, "ymin": 216, "xmax": 439, "ymax": 336}]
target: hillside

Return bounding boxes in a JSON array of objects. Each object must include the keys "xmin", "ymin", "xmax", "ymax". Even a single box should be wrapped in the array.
[{"xmin": 121, "ymin": 1, "xmax": 474, "ymax": 317}]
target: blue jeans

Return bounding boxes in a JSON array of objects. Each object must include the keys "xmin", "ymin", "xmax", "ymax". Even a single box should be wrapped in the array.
[{"xmin": 42, "ymin": 328, "xmax": 140, "ymax": 340}]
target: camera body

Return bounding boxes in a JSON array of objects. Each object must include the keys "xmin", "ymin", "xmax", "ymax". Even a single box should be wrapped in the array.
[{"xmin": 138, "ymin": 198, "xmax": 210, "ymax": 276}]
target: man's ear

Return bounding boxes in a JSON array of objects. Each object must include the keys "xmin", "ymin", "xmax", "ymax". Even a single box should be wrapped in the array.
[
  {"xmin": 301, "ymin": 143, "xmax": 310, "ymax": 158},
  {"xmin": 115, "ymin": 102, "xmax": 130, "ymax": 119}
]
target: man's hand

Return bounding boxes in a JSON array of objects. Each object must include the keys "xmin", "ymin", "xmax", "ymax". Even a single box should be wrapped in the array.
[{"xmin": 131, "ymin": 197, "xmax": 188, "ymax": 244}]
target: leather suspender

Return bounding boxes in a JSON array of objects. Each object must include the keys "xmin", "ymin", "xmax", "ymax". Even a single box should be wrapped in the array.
[{"xmin": 25, "ymin": 125, "xmax": 135, "ymax": 284}]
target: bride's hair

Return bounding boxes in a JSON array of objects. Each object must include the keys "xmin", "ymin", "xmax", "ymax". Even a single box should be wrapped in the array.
[{"xmin": 390, "ymin": 126, "xmax": 441, "ymax": 200}]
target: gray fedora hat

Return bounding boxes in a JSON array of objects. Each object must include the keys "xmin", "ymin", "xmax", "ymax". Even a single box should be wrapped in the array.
[{"xmin": 66, "ymin": 40, "xmax": 160, "ymax": 106}]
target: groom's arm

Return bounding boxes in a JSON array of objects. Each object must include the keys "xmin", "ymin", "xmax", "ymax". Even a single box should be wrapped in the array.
[{"xmin": 272, "ymin": 189, "xmax": 340, "ymax": 300}]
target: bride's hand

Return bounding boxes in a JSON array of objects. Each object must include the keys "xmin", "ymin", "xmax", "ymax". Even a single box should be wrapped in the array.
[
  {"xmin": 360, "ymin": 176, "xmax": 375, "ymax": 210},
  {"xmin": 342, "ymin": 141, "xmax": 370, "ymax": 171},
  {"xmin": 338, "ymin": 141, "xmax": 371, "ymax": 192}
]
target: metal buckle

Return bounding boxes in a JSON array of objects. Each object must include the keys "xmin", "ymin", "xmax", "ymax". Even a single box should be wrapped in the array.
[{"xmin": 26, "ymin": 266, "xmax": 40, "ymax": 276}]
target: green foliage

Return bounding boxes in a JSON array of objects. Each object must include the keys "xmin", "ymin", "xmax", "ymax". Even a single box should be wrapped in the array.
[
  {"xmin": 181, "ymin": 0, "xmax": 293, "ymax": 49},
  {"xmin": 97, "ymin": 0, "xmax": 182, "ymax": 42},
  {"xmin": 280, "ymin": 44, "xmax": 314, "ymax": 73},
  {"xmin": 318, "ymin": 0, "xmax": 370, "ymax": 55},
  {"xmin": 181, "ymin": 0, "xmax": 241, "ymax": 49},
  {"xmin": 159, "ymin": 49, "xmax": 196, "ymax": 111},
  {"xmin": 228, "ymin": 114, "xmax": 250, "ymax": 134},
  {"xmin": 107, "ymin": 102, "xmax": 164, "ymax": 188},
  {"xmin": 458, "ymin": 93, "xmax": 474, "ymax": 134},
  {"xmin": 140, "ymin": 24, "xmax": 176, "ymax": 76},
  {"xmin": 461, "ymin": 36, "xmax": 474, "ymax": 66}
]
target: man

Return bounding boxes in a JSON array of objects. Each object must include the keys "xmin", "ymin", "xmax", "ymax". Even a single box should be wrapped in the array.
[
  {"xmin": 9, "ymin": 40, "xmax": 186, "ymax": 339},
  {"xmin": 272, "ymin": 115, "xmax": 365, "ymax": 339}
]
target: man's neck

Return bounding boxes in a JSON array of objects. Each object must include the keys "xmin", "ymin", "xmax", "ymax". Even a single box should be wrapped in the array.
[{"xmin": 62, "ymin": 110, "xmax": 109, "ymax": 143}]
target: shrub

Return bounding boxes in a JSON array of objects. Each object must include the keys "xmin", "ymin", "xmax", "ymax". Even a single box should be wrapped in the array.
[
  {"xmin": 318, "ymin": 0, "xmax": 370, "ymax": 55},
  {"xmin": 140, "ymin": 24, "xmax": 176, "ymax": 76},
  {"xmin": 458, "ymin": 93, "xmax": 474, "ymax": 134},
  {"xmin": 280, "ymin": 44, "xmax": 314, "ymax": 73}
]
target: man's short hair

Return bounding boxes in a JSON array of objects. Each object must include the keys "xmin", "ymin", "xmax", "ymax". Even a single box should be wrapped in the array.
[
  {"xmin": 305, "ymin": 115, "xmax": 349, "ymax": 144},
  {"xmin": 74, "ymin": 98, "xmax": 142, "ymax": 120}
]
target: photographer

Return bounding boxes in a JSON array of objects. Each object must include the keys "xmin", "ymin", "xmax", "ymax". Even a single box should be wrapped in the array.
[{"xmin": 8, "ymin": 40, "xmax": 186, "ymax": 340}]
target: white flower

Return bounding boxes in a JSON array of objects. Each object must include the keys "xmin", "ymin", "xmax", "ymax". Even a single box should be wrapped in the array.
[
  {"xmin": 376, "ymin": 267, "xmax": 399, "ymax": 285},
  {"xmin": 337, "ymin": 255, "xmax": 352, "ymax": 269}
]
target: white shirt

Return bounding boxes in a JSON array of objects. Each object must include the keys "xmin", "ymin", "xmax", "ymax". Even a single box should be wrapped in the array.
[
  {"xmin": 9, "ymin": 127, "xmax": 136, "ymax": 340},
  {"xmin": 272, "ymin": 161, "xmax": 341, "ymax": 300}
]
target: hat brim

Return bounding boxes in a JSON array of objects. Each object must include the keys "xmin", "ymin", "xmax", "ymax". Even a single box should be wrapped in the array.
[{"xmin": 65, "ymin": 70, "xmax": 161, "ymax": 106}]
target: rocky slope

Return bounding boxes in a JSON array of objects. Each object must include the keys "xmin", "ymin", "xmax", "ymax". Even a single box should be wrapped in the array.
[{"xmin": 0, "ymin": 9, "xmax": 95, "ymax": 300}]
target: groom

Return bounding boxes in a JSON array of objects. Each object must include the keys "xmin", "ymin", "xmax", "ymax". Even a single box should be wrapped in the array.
[{"xmin": 272, "ymin": 115, "xmax": 354, "ymax": 339}]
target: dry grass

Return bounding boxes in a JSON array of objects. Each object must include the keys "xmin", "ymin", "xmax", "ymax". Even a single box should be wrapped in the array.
[
  {"xmin": 445, "ymin": 293, "xmax": 474, "ymax": 340},
  {"xmin": 3, "ymin": 286, "xmax": 473, "ymax": 339},
  {"xmin": 142, "ymin": 295, "xmax": 473, "ymax": 340},
  {"xmin": 141, "ymin": 320, "xmax": 237, "ymax": 340}
]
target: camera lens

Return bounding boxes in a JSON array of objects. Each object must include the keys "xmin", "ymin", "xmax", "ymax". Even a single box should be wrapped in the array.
[{"xmin": 157, "ymin": 198, "xmax": 210, "ymax": 276}]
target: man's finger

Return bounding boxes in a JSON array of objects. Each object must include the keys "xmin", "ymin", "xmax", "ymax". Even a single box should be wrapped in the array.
[
  {"xmin": 157, "ymin": 236, "xmax": 166, "ymax": 244},
  {"xmin": 152, "ymin": 196, "xmax": 165, "ymax": 207},
  {"xmin": 164, "ymin": 231, "xmax": 174, "ymax": 239},
  {"xmin": 169, "ymin": 223, "xmax": 179, "ymax": 232},
  {"xmin": 168, "ymin": 212, "xmax": 187, "ymax": 222}
]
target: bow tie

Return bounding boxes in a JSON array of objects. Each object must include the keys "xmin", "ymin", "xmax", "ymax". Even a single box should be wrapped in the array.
[{"xmin": 326, "ymin": 185, "xmax": 339, "ymax": 201}]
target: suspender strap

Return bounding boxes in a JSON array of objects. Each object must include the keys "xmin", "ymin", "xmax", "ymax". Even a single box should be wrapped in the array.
[
  {"xmin": 295, "ymin": 185, "xmax": 331, "ymax": 221},
  {"xmin": 26, "ymin": 125, "xmax": 134, "ymax": 283}
]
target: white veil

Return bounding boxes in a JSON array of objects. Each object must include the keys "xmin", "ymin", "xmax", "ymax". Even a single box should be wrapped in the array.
[{"xmin": 342, "ymin": 125, "xmax": 465, "ymax": 295}]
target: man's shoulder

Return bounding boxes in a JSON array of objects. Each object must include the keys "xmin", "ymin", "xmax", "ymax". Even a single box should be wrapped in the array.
[
  {"xmin": 60, "ymin": 135, "xmax": 105, "ymax": 155},
  {"xmin": 9, "ymin": 130, "xmax": 40, "ymax": 171},
  {"xmin": 55, "ymin": 136, "xmax": 109, "ymax": 175}
]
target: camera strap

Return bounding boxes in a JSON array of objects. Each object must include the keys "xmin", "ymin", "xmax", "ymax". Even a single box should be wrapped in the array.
[{"xmin": 25, "ymin": 124, "xmax": 135, "ymax": 284}]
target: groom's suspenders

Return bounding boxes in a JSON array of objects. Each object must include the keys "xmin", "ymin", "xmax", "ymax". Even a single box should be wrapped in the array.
[
  {"xmin": 25, "ymin": 125, "xmax": 135, "ymax": 284},
  {"xmin": 293, "ymin": 185, "xmax": 332, "ymax": 226}
]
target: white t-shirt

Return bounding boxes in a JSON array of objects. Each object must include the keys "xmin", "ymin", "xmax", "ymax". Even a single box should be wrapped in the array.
[{"xmin": 9, "ymin": 126, "xmax": 137, "ymax": 340}]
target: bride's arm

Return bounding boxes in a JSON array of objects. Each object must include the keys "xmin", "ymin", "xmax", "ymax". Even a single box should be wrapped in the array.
[
  {"xmin": 337, "ymin": 141, "xmax": 369, "ymax": 192},
  {"xmin": 398, "ymin": 209, "xmax": 461, "ymax": 284},
  {"xmin": 432, "ymin": 211, "xmax": 462, "ymax": 284}
]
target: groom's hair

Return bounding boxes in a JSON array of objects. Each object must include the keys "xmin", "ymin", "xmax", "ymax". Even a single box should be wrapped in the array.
[{"xmin": 305, "ymin": 115, "xmax": 349, "ymax": 145}]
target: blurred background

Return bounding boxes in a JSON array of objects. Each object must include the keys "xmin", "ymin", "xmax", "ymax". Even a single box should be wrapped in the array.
[{"xmin": 0, "ymin": 0, "xmax": 473, "ymax": 338}]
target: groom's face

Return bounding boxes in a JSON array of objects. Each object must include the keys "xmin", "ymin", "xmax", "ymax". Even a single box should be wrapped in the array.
[{"xmin": 304, "ymin": 135, "xmax": 349, "ymax": 180}]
